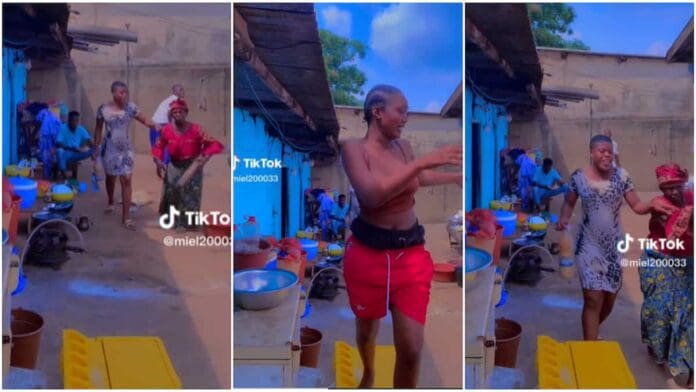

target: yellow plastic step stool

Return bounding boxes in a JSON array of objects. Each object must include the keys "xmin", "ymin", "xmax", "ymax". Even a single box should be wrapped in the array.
[
  {"xmin": 62, "ymin": 329, "xmax": 181, "ymax": 389},
  {"xmin": 334, "ymin": 341, "xmax": 396, "ymax": 388},
  {"xmin": 537, "ymin": 335, "xmax": 636, "ymax": 389}
]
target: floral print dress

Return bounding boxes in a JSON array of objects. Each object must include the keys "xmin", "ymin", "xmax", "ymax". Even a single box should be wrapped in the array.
[
  {"xmin": 569, "ymin": 168, "xmax": 634, "ymax": 293},
  {"xmin": 97, "ymin": 102, "xmax": 139, "ymax": 176}
]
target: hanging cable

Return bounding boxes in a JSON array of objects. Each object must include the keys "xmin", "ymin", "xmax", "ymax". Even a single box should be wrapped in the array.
[{"xmin": 242, "ymin": 66, "xmax": 327, "ymax": 153}]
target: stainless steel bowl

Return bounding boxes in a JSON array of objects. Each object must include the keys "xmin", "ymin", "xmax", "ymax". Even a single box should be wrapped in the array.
[{"xmin": 234, "ymin": 269, "xmax": 298, "ymax": 310}]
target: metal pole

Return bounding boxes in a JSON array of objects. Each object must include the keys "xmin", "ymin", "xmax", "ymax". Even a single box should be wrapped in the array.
[{"xmin": 125, "ymin": 23, "xmax": 130, "ymax": 88}]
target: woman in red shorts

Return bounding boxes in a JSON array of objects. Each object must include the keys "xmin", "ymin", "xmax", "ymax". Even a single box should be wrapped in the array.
[{"xmin": 341, "ymin": 84, "xmax": 462, "ymax": 387}]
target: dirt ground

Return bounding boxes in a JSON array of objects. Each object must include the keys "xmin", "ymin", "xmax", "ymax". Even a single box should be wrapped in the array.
[
  {"xmin": 10, "ymin": 153, "xmax": 231, "ymax": 388},
  {"xmin": 303, "ymin": 222, "xmax": 463, "ymax": 388},
  {"xmin": 494, "ymin": 191, "xmax": 688, "ymax": 389}
]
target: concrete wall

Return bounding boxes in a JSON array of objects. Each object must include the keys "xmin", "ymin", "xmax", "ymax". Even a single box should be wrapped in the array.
[
  {"xmin": 25, "ymin": 3, "xmax": 230, "ymax": 154},
  {"xmin": 233, "ymin": 108, "xmax": 311, "ymax": 239},
  {"xmin": 312, "ymin": 106, "xmax": 463, "ymax": 224},
  {"xmin": 509, "ymin": 49, "xmax": 693, "ymax": 191}
]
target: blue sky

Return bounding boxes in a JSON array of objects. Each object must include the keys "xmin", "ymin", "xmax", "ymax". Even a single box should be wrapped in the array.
[
  {"xmin": 315, "ymin": 3, "xmax": 462, "ymax": 113},
  {"xmin": 566, "ymin": 3, "xmax": 694, "ymax": 56}
]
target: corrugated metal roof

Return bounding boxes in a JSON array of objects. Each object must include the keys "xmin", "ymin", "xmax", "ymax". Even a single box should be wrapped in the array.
[{"xmin": 234, "ymin": 3, "xmax": 339, "ymax": 157}]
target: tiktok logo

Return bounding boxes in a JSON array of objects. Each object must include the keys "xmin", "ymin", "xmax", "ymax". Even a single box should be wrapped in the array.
[
  {"xmin": 616, "ymin": 233, "xmax": 634, "ymax": 254},
  {"xmin": 159, "ymin": 205, "xmax": 180, "ymax": 230},
  {"xmin": 232, "ymin": 155, "xmax": 241, "ymax": 172}
]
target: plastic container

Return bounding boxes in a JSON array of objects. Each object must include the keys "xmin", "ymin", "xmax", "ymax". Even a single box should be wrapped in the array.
[
  {"xmin": 62, "ymin": 329, "xmax": 181, "ymax": 388},
  {"xmin": 495, "ymin": 318, "xmax": 522, "ymax": 368},
  {"xmin": 9, "ymin": 177, "xmax": 37, "ymax": 210},
  {"xmin": 300, "ymin": 327, "xmax": 323, "ymax": 368},
  {"xmin": 560, "ymin": 258, "xmax": 575, "ymax": 279},
  {"xmin": 559, "ymin": 228, "xmax": 574, "ymax": 258},
  {"xmin": 5, "ymin": 195, "xmax": 21, "ymax": 244},
  {"xmin": 10, "ymin": 308, "xmax": 44, "ymax": 369},
  {"xmin": 300, "ymin": 239, "xmax": 319, "ymax": 261},
  {"xmin": 234, "ymin": 239, "xmax": 271, "ymax": 271},
  {"xmin": 51, "ymin": 184, "xmax": 74, "ymax": 202},
  {"xmin": 494, "ymin": 210, "xmax": 517, "ymax": 237},
  {"xmin": 237, "ymin": 216, "xmax": 260, "ymax": 253}
]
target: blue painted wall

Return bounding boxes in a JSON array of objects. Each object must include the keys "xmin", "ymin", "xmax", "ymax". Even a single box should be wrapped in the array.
[
  {"xmin": 2, "ymin": 48, "xmax": 26, "ymax": 167},
  {"xmin": 465, "ymin": 84, "xmax": 509, "ymax": 211},
  {"xmin": 465, "ymin": 86, "xmax": 473, "ymax": 212},
  {"xmin": 233, "ymin": 108, "xmax": 310, "ymax": 239}
]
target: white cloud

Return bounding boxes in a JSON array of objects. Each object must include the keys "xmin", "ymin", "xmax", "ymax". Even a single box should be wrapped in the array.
[
  {"xmin": 647, "ymin": 41, "xmax": 669, "ymax": 56},
  {"xmin": 424, "ymin": 101, "xmax": 441, "ymax": 113},
  {"xmin": 321, "ymin": 6, "xmax": 351, "ymax": 38},
  {"xmin": 369, "ymin": 4, "xmax": 449, "ymax": 66}
]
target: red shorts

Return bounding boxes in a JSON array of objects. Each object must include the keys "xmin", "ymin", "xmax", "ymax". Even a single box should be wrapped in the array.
[{"xmin": 343, "ymin": 235, "xmax": 434, "ymax": 325}]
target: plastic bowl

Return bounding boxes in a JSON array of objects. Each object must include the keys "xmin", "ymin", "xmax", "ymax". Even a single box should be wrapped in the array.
[
  {"xmin": 234, "ymin": 269, "xmax": 298, "ymax": 310},
  {"xmin": 51, "ymin": 184, "xmax": 74, "ymax": 202},
  {"xmin": 494, "ymin": 210, "xmax": 517, "ymax": 237},
  {"xmin": 5, "ymin": 165, "xmax": 18, "ymax": 176},
  {"xmin": 299, "ymin": 239, "xmax": 319, "ymax": 261},
  {"xmin": 9, "ymin": 177, "xmax": 37, "ymax": 210},
  {"xmin": 528, "ymin": 222, "xmax": 548, "ymax": 231},
  {"xmin": 17, "ymin": 167, "xmax": 31, "ymax": 177},
  {"xmin": 465, "ymin": 247, "xmax": 493, "ymax": 285}
]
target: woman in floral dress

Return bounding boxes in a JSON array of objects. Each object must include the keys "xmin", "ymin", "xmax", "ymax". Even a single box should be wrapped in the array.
[
  {"xmin": 93, "ymin": 81, "xmax": 159, "ymax": 229},
  {"xmin": 557, "ymin": 134, "xmax": 671, "ymax": 341}
]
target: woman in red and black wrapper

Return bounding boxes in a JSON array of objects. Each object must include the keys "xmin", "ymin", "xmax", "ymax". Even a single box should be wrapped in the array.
[
  {"xmin": 640, "ymin": 163, "xmax": 693, "ymax": 386},
  {"xmin": 151, "ymin": 99, "xmax": 223, "ymax": 230}
]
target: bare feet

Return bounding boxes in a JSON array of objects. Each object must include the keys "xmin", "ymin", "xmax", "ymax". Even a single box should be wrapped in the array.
[{"xmin": 358, "ymin": 369, "xmax": 374, "ymax": 388}]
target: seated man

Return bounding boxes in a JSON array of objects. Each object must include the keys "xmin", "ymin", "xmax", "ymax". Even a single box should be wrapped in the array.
[
  {"xmin": 533, "ymin": 158, "xmax": 568, "ymax": 213},
  {"xmin": 56, "ymin": 111, "xmax": 94, "ymax": 179},
  {"xmin": 330, "ymin": 194, "xmax": 350, "ymax": 241}
]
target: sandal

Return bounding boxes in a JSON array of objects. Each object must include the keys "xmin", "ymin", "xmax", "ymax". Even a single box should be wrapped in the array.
[
  {"xmin": 104, "ymin": 205, "xmax": 115, "ymax": 214},
  {"xmin": 123, "ymin": 219, "xmax": 136, "ymax": 230}
]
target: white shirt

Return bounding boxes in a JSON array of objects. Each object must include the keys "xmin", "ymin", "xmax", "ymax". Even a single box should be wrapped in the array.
[{"xmin": 152, "ymin": 94, "xmax": 178, "ymax": 124}]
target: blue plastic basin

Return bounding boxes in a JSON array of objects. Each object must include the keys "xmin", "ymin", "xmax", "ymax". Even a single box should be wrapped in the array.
[
  {"xmin": 9, "ymin": 177, "xmax": 37, "ymax": 210},
  {"xmin": 494, "ymin": 210, "xmax": 517, "ymax": 237}
]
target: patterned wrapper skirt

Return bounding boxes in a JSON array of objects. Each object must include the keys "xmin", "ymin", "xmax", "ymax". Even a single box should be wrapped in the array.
[
  {"xmin": 159, "ymin": 159, "xmax": 203, "ymax": 229},
  {"xmin": 639, "ymin": 249, "xmax": 693, "ymax": 378}
]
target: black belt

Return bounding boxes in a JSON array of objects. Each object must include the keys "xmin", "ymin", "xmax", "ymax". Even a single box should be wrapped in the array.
[{"xmin": 350, "ymin": 216, "xmax": 425, "ymax": 250}]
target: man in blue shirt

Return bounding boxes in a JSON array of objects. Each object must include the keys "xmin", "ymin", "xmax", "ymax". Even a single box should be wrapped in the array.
[
  {"xmin": 317, "ymin": 191, "xmax": 334, "ymax": 241},
  {"xmin": 533, "ymin": 158, "xmax": 568, "ymax": 212},
  {"xmin": 56, "ymin": 111, "xmax": 94, "ymax": 179},
  {"xmin": 330, "ymin": 194, "xmax": 350, "ymax": 240}
]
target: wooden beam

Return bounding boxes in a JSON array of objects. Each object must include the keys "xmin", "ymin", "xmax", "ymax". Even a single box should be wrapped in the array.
[
  {"xmin": 666, "ymin": 17, "xmax": 693, "ymax": 63},
  {"xmin": 542, "ymin": 86, "xmax": 599, "ymax": 100},
  {"xmin": 526, "ymin": 83, "xmax": 542, "ymax": 109},
  {"xmin": 234, "ymin": 7, "xmax": 317, "ymax": 131},
  {"xmin": 465, "ymin": 16, "xmax": 515, "ymax": 79}
]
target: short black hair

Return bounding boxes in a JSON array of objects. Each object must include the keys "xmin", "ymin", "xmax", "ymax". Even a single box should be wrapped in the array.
[
  {"xmin": 339, "ymin": 194, "xmax": 346, "ymax": 199},
  {"xmin": 68, "ymin": 110, "xmax": 80, "ymax": 119},
  {"xmin": 543, "ymin": 158, "xmax": 553, "ymax": 166},
  {"xmin": 363, "ymin": 84, "xmax": 403, "ymax": 124},
  {"xmin": 590, "ymin": 134, "xmax": 613, "ymax": 150},
  {"xmin": 111, "ymin": 80, "xmax": 128, "ymax": 93}
]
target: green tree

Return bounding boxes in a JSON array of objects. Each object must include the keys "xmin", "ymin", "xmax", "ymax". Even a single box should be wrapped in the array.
[
  {"xmin": 528, "ymin": 4, "xmax": 590, "ymax": 50},
  {"xmin": 319, "ymin": 29, "xmax": 367, "ymax": 106}
]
